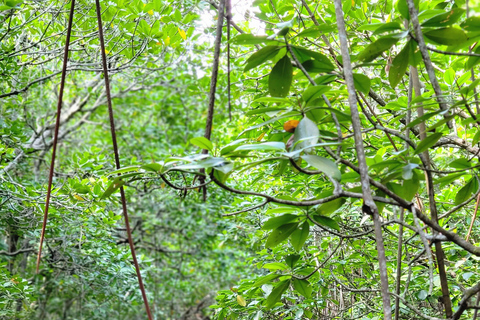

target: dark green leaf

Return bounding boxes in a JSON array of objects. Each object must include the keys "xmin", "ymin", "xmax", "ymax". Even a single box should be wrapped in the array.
[
  {"xmin": 265, "ymin": 280, "xmax": 290, "ymax": 310},
  {"xmin": 316, "ymin": 198, "xmax": 346, "ymax": 215},
  {"xmin": 302, "ymin": 85, "xmax": 330, "ymax": 106},
  {"xmin": 292, "ymin": 279, "xmax": 312, "ymax": 298},
  {"xmin": 263, "ymin": 214, "xmax": 299, "ymax": 230},
  {"xmin": 285, "ymin": 254, "xmax": 300, "ymax": 268},
  {"xmin": 244, "ymin": 46, "xmax": 283, "ymax": 72},
  {"xmin": 414, "ymin": 133, "xmax": 443, "ymax": 155},
  {"xmin": 389, "ymin": 43, "xmax": 409, "ymax": 89},
  {"xmin": 290, "ymin": 221, "xmax": 310, "ymax": 251},
  {"xmin": 357, "ymin": 37, "xmax": 399, "ymax": 62},
  {"xmin": 101, "ymin": 178, "xmax": 125, "ymax": 199},
  {"xmin": 407, "ymin": 39, "xmax": 422, "ymax": 67},
  {"xmin": 232, "ymin": 34, "xmax": 283, "ymax": 45},
  {"xmin": 312, "ymin": 215, "xmax": 340, "ymax": 230},
  {"xmin": 353, "ymin": 73, "xmax": 371, "ymax": 94},
  {"xmin": 265, "ymin": 223, "xmax": 299, "ymax": 248},
  {"xmin": 373, "ymin": 22, "xmax": 403, "ymax": 35},
  {"xmin": 461, "ymin": 16, "xmax": 480, "ymax": 32},
  {"xmin": 424, "ymin": 28, "xmax": 468, "ymax": 46},
  {"xmin": 253, "ymin": 273, "xmax": 282, "ymax": 287},
  {"xmin": 269, "ymin": 55, "xmax": 293, "ymax": 97},
  {"xmin": 455, "ymin": 178, "xmax": 478, "ymax": 205},
  {"xmin": 466, "ymin": 46, "xmax": 480, "ymax": 69},
  {"xmin": 422, "ymin": 8, "xmax": 465, "ymax": 27}
]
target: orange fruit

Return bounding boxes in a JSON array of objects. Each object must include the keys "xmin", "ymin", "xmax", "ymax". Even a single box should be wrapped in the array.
[{"xmin": 283, "ymin": 119, "xmax": 300, "ymax": 133}]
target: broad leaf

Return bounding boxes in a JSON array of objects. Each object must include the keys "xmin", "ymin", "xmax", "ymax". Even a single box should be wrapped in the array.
[
  {"xmin": 414, "ymin": 133, "xmax": 443, "ymax": 155},
  {"xmin": 290, "ymin": 221, "xmax": 310, "ymax": 251},
  {"xmin": 235, "ymin": 142, "xmax": 285, "ymax": 152},
  {"xmin": 190, "ymin": 137, "xmax": 213, "ymax": 153},
  {"xmin": 265, "ymin": 280, "xmax": 290, "ymax": 310},
  {"xmin": 316, "ymin": 198, "xmax": 346, "ymax": 215},
  {"xmin": 389, "ymin": 43, "xmax": 409, "ymax": 89},
  {"xmin": 424, "ymin": 28, "xmax": 468, "ymax": 46},
  {"xmin": 269, "ymin": 55, "xmax": 293, "ymax": 97},
  {"xmin": 357, "ymin": 37, "xmax": 399, "ymax": 62},
  {"xmin": 455, "ymin": 178, "xmax": 478, "ymax": 205},
  {"xmin": 244, "ymin": 46, "xmax": 283, "ymax": 72},
  {"xmin": 302, "ymin": 154, "xmax": 342, "ymax": 181},
  {"xmin": 263, "ymin": 214, "xmax": 299, "ymax": 230},
  {"xmin": 312, "ymin": 215, "xmax": 340, "ymax": 230},
  {"xmin": 292, "ymin": 117, "xmax": 320, "ymax": 153},
  {"xmin": 265, "ymin": 223, "xmax": 299, "ymax": 248},
  {"xmin": 292, "ymin": 279, "xmax": 312, "ymax": 298},
  {"xmin": 353, "ymin": 73, "xmax": 371, "ymax": 94},
  {"xmin": 421, "ymin": 8, "xmax": 465, "ymax": 27}
]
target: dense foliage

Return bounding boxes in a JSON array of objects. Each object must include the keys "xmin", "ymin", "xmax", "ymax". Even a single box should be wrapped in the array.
[{"xmin": 2, "ymin": 0, "xmax": 480, "ymax": 319}]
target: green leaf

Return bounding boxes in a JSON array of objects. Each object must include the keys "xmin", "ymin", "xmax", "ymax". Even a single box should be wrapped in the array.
[
  {"xmin": 265, "ymin": 280, "xmax": 290, "ymax": 310},
  {"xmin": 414, "ymin": 133, "xmax": 443, "ymax": 155},
  {"xmin": 141, "ymin": 163, "xmax": 163, "ymax": 172},
  {"xmin": 253, "ymin": 273, "xmax": 282, "ymax": 287},
  {"xmin": 473, "ymin": 130, "xmax": 480, "ymax": 145},
  {"xmin": 407, "ymin": 39, "xmax": 422, "ymax": 67},
  {"xmin": 265, "ymin": 223, "xmax": 299, "ymax": 248},
  {"xmin": 285, "ymin": 254, "xmax": 300, "ymax": 268},
  {"xmin": 290, "ymin": 221, "xmax": 310, "ymax": 251},
  {"xmin": 357, "ymin": 37, "xmax": 399, "ymax": 62},
  {"xmin": 301, "ymin": 154, "xmax": 341, "ymax": 181},
  {"xmin": 302, "ymin": 85, "xmax": 330, "ymax": 106},
  {"xmin": 353, "ymin": 73, "xmax": 371, "ymax": 94},
  {"xmin": 292, "ymin": 47, "xmax": 335, "ymax": 71},
  {"xmin": 190, "ymin": 137, "xmax": 213, "ymax": 153},
  {"xmin": 407, "ymin": 109, "xmax": 444, "ymax": 128},
  {"xmin": 235, "ymin": 142, "xmax": 285, "ymax": 152},
  {"xmin": 443, "ymin": 68, "xmax": 456, "ymax": 86},
  {"xmin": 455, "ymin": 178, "xmax": 478, "ymax": 205},
  {"xmin": 316, "ymin": 198, "xmax": 346, "ymax": 215},
  {"xmin": 101, "ymin": 178, "xmax": 125, "ymax": 199},
  {"xmin": 389, "ymin": 43, "xmax": 409, "ymax": 89},
  {"xmin": 424, "ymin": 28, "xmax": 468, "ymax": 46},
  {"xmin": 292, "ymin": 117, "xmax": 320, "ymax": 153},
  {"xmin": 263, "ymin": 214, "xmax": 299, "ymax": 230},
  {"xmin": 108, "ymin": 165, "xmax": 140, "ymax": 176},
  {"xmin": 466, "ymin": 46, "xmax": 480, "ymax": 70},
  {"xmin": 244, "ymin": 46, "xmax": 283, "ymax": 72},
  {"xmin": 448, "ymin": 158, "xmax": 473, "ymax": 169},
  {"xmin": 312, "ymin": 215, "xmax": 340, "ymax": 230},
  {"xmin": 402, "ymin": 163, "xmax": 419, "ymax": 180},
  {"xmin": 232, "ymin": 34, "xmax": 283, "ymax": 45},
  {"xmin": 373, "ymin": 22, "xmax": 403, "ymax": 35},
  {"xmin": 296, "ymin": 25, "xmax": 336, "ymax": 38},
  {"xmin": 461, "ymin": 16, "xmax": 480, "ymax": 32},
  {"xmin": 292, "ymin": 279, "xmax": 312, "ymax": 298},
  {"xmin": 269, "ymin": 55, "xmax": 293, "ymax": 97},
  {"xmin": 263, "ymin": 262, "xmax": 289, "ymax": 270},
  {"xmin": 421, "ymin": 8, "xmax": 465, "ymax": 27},
  {"xmin": 302, "ymin": 59, "xmax": 335, "ymax": 73}
]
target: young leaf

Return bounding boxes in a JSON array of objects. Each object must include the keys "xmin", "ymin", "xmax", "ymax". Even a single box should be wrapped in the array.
[
  {"xmin": 265, "ymin": 223, "xmax": 299, "ymax": 248},
  {"xmin": 301, "ymin": 154, "xmax": 342, "ymax": 181},
  {"xmin": 414, "ymin": 133, "xmax": 443, "ymax": 154},
  {"xmin": 290, "ymin": 221, "xmax": 310, "ymax": 251},
  {"xmin": 265, "ymin": 280, "xmax": 290, "ymax": 310},
  {"xmin": 190, "ymin": 137, "xmax": 213, "ymax": 153},
  {"xmin": 269, "ymin": 55, "xmax": 293, "ymax": 97},
  {"xmin": 244, "ymin": 46, "xmax": 283, "ymax": 72},
  {"xmin": 389, "ymin": 43, "xmax": 409, "ymax": 89},
  {"xmin": 236, "ymin": 295, "xmax": 247, "ymax": 307},
  {"xmin": 357, "ymin": 37, "xmax": 399, "ymax": 62},
  {"xmin": 292, "ymin": 279, "xmax": 312, "ymax": 298},
  {"xmin": 424, "ymin": 28, "xmax": 468, "ymax": 46}
]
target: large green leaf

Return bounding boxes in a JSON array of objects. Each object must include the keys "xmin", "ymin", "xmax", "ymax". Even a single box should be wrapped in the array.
[
  {"xmin": 190, "ymin": 137, "xmax": 213, "ymax": 153},
  {"xmin": 301, "ymin": 154, "xmax": 342, "ymax": 181},
  {"xmin": 265, "ymin": 279, "xmax": 290, "ymax": 310},
  {"xmin": 414, "ymin": 133, "xmax": 443, "ymax": 155},
  {"xmin": 292, "ymin": 117, "xmax": 320, "ymax": 153},
  {"xmin": 466, "ymin": 45, "xmax": 480, "ymax": 70},
  {"xmin": 290, "ymin": 221, "xmax": 310, "ymax": 251},
  {"xmin": 263, "ymin": 214, "xmax": 299, "ymax": 230},
  {"xmin": 455, "ymin": 178, "xmax": 479, "ymax": 205},
  {"xmin": 389, "ymin": 43, "xmax": 409, "ymax": 89},
  {"xmin": 302, "ymin": 85, "xmax": 330, "ymax": 106},
  {"xmin": 461, "ymin": 16, "xmax": 480, "ymax": 32},
  {"xmin": 232, "ymin": 34, "xmax": 283, "ymax": 45},
  {"xmin": 353, "ymin": 73, "xmax": 371, "ymax": 94},
  {"xmin": 244, "ymin": 46, "xmax": 284, "ymax": 72},
  {"xmin": 421, "ymin": 8, "xmax": 465, "ymax": 27},
  {"xmin": 265, "ymin": 223, "xmax": 299, "ymax": 248},
  {"xmin": 235, "ymin": 142, "xmax": 285, "ymax": 152},
  {"xmin": 312, "ymin": 215, "xmax": 340, "ymax": 230},
  {"xmin": 316, "ymin": 198, "xmax": 346, "ymax": 215},
  {"xmin": 424, "ymin": 28, "xmax": 468, "ymax": 46},
  {"xmin": 253, "ymin": 273, "xmax": 282, "ymax": 287},
  {"xmin": 269, "ymin": 55, "xmax": 293, "ymax": 97},
  {"xmin": 357, "ymin": 37, "xmax": 399, "ymax": 62},
  {"xmin": 292, "ymin": 279, "xmax": 312, "ymax": 298}
]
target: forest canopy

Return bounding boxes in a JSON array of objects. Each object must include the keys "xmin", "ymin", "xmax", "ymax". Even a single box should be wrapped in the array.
[{"xmin": 2, "ymin": 0, "xmax": 480, "ymax": 319}]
